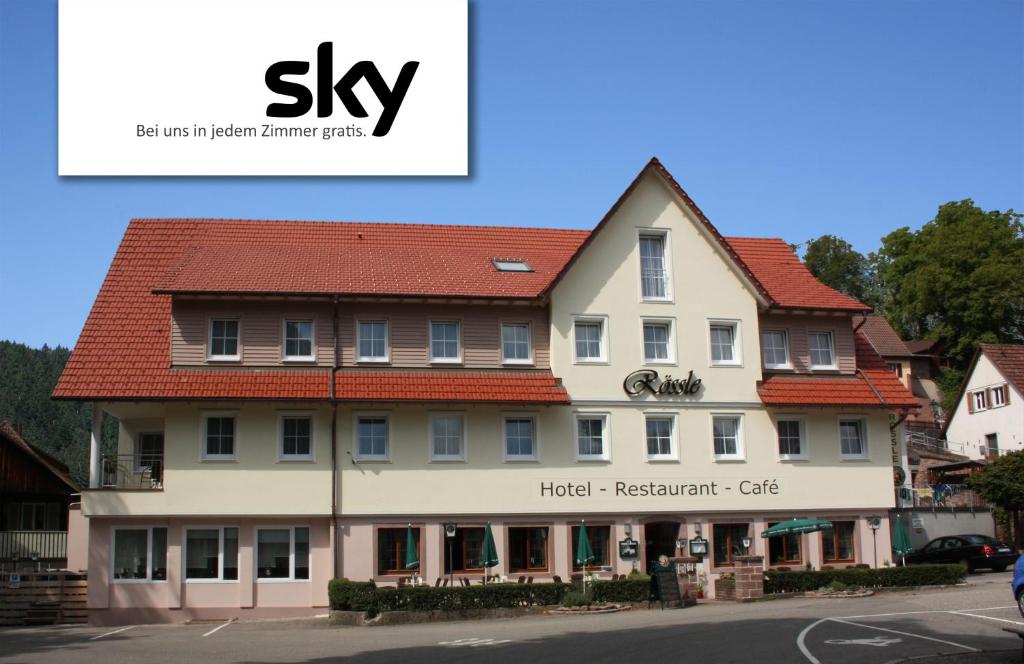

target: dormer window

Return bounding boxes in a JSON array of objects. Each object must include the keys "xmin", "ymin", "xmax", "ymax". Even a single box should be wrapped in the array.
[
  {"xmin": 808, "ymin": 331, "xmax": 835, "ymax": 369},
  {"xmin": 208, "ymin": 319, "xmax": 240, "ymax": 361},
  {"xmin": 492, "ymin": 259, "xmax": 532, "ymax": 272},
  {"xmin": 284, "ymin": 319, "xmax": 315, "ymax": 361}
]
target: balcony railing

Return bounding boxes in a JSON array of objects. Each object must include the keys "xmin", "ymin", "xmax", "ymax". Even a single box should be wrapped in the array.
[
  {"xmin": 896, "ymin": 483, "xmax": 988, "ymax": 510},
  {"xmin": 0, "ymin": 531, "xmax": 67, "ymax": 561},
  {"xmin": 100, "ymin": 453, "xmax": 163, "ymax": 490}
]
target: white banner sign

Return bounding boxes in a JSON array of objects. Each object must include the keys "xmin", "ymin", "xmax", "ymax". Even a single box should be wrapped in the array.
[{"xmin": 59, "ymin": 0, "xmax": 468, "ymax": 175}]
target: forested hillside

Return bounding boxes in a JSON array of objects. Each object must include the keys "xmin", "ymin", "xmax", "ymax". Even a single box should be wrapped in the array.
[{"xmin": 0, "ymin": 340, "xmax": 116, "ymax": 488}]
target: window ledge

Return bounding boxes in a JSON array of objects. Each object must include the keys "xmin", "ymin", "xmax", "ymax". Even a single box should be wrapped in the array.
[
  {"xmin": 575, "ymin": 458, "xmax": 610, "ymax": 463},
  {"xmin": 710, "ymin": 362, "xmax": 744, "ymax": 369},
  {"xmin": 429, "ymin": 458, "xmax": 466, "ymax": 463},
  {"xmin": 207, "ymin": 357, "xmax": 241, "ymax": 363},
  {"xmin": 185, "ymin": 579, "xmax": 240, "ymax": 584},
  {"xmin": 255, "ymin": 579, "xmax": 311, "ymax": 584},
  {"xmin": 356, "ymin": 359, "xmax": 391, "ymax": 365},
  {"xmin": 502, "ymin": 360, "xmax": 535, "ymax": 366},
  {"xmin": 778, "ymin": 456, "xmax": 809, "ymax": 463},
  {"xmin": 430, "ymin": 359, "xmax": 464, "ymax": 366},
  {"xmin": 503, "ymin": 458, "xmax": 539, "ymax": 463},
  {"xmin": 713, "ymin": 457, "xmax": 746, "ymax": 463},
  {"xmin": 646, "ymin": 457, "xmax": 680, "ymax": 463},
  {"xmin": 840, "ymin": 457, "xmax": 870, "ymax": 462},
  {"xmin": 282, "ymin": 357, "xmax": 317, "ymax": 363},
  {"xmin": 277, "ymin": 458, "xmax": 315, "ymax": 463},
  {"xmin": 200, "ymin": 458, "xmax": 239, "ymax": 463},
  {"xmin": 353, "ymin": 457, "xmax": 391, "ymax": 463},
  {"xmin": 573, "ymin": 360, "xmax": 610, "ymax": 366}
]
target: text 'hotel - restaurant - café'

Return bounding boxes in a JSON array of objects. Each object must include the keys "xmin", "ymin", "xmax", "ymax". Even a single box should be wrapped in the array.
[{"xmin": 53, "ymin": 159, "xmax": 918, "ymax": 624}]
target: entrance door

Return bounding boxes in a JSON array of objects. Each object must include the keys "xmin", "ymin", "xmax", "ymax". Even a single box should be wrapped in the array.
[{"xmin": 644, "ymin": 521, "xmax": 681, "ymax": 571}]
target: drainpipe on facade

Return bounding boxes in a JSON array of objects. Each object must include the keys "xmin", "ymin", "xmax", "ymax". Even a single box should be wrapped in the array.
[{"xmin": 330, "ymin": 295, "xmax": 340, "ymax": 580}]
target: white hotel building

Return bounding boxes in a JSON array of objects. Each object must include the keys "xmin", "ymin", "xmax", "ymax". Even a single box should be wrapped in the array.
[{"xmin": 54, "ymin": 159, "xmax": 918, "ymax": 624}]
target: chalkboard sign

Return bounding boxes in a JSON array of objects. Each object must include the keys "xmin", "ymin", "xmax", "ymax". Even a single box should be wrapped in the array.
[
  {"xmin": 649, "ymin": 562, "xmax": 680, "ymax": 607},
  {"xmin": 618, "ymin": 538, "xmax": 638, "ymax": 559}
]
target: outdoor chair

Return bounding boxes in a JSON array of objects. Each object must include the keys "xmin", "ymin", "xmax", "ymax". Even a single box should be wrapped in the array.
[
  {"xmin": 434, "ymin": 577, "xmax": 441, "ymax": 587},
  {"xmin": 552, "ymin": 575, "xmax": 562, "ymax": 584},
  {"xmin": 517, "ymin": 576, "xmax": 526, "ymax": 584},
  {"xmin": 526, "ymin": 576, "xmax": 533, "ymax": 584},
  {"xmin": 461, "ymin": 578, "xmax": 470, "ymax": 587}
]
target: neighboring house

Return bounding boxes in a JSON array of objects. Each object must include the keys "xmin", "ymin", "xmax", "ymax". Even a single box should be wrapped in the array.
[
  {"xmin": 0, "ymin": 421, "xmax": 79, "ymax": 571},
  {"xmin": 944, "ymin": 344, "xmax": 1024, "ymax": 460},
  {"xmin": 53, "ymin": 158, "xmax": 919, "ymax": 625}
]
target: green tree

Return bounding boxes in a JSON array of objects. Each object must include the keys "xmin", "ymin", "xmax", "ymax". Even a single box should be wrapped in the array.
[
  {"xmin": 869, "ymin": 200, "xmax": 1024, "ymax": 367},
  {"xmin": 0, "ymin": 340, "xmax": 116, "ymax": 487},
  {"xmin": 966, "ymin": 451, "xmax": 1024, "ymax": 547},
  {"xmin": 801, "ymin": 235, "xmax": 871, "ymax": 304}
]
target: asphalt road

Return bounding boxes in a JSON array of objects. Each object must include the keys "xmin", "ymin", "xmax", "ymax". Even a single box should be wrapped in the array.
[{"xmin": 1, "ymin": 571, "xmax": 1021, "ymax": 664}]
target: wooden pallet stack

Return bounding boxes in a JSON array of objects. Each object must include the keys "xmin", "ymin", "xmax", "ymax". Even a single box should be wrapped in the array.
[{"xmin": 0, "ymin": 572, "xmax": 88, "ymax": 626}]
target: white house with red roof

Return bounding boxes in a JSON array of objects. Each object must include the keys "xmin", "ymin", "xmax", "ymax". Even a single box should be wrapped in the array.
[
  {"xmin": 54, "ymin": 158, "xmax": 919, "ymax": 624},
  {"xmin": 944, "ymin": 344, "xmax": 1024, "ymax": 459}
]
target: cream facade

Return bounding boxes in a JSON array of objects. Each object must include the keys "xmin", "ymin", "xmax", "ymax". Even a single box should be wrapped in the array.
[{"xmin": 68, "ymin": 163, "xmax": 913, "ymax": 624}]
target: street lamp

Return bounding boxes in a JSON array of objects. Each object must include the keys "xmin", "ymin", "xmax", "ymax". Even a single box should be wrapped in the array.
[
  {"xmin": 741, "ymin": 537, "xmax": 752, "ymax": 555},
  {"xmin": 444, "ymin": 522, "xmax": 457, "ymax": 586}
]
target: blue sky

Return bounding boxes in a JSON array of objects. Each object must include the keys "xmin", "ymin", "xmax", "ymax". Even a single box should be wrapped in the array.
[{"xmin": 1, "ymin": 0, "xmax": 1021, "ymax": 348}]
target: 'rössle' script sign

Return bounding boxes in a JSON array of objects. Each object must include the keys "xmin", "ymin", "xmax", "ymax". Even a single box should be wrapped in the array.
[{"xmin": 623, "ymin": 369, "xmax": 702, "ymax": 397}]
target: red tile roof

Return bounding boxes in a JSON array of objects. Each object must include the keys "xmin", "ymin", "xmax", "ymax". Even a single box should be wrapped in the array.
[
  {"xmin": 334, "ymin": 370, "xmax": 569, "ymax": 404},
  {"xmin": 725, "ymin": 237, "xmax": 869, "ymax": 312},
  {"xmin": 856, "ymin": 314, "xmax": 912, "ymax": 357},
  {"xmin": 54, "ymin": 159, "xmax": 880, "ymax": 402},
  {"xmin": 757, "ymin": 332, "xmax": 919, "ymax": 408},
  {"xmin": 154, "ymin": 220, "xmax": 589, "ymax": 299},
  {"xmin": 980, "ymin": 344, "xmax": 1024, "ymax": 394}
]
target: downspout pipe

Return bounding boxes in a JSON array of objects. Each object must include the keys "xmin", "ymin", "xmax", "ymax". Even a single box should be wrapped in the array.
[{"xmin": 330, "ymin": 295, "xmax": 340, "ymax": 580}]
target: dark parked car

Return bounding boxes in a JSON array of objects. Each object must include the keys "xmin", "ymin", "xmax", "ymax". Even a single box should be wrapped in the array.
[{"xmin": 904, "ymin": 534, "xmax": 1017, "ymax": 572}]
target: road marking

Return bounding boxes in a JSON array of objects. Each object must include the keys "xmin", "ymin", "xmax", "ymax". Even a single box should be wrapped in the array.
[
  {"xmin": 951, "ymin": 611, "xmax": 1024, "ymax": 626},
  {"xmin": 90, "ymin": 626, "xmax": 135, "ymax": 640},
  {"xmin": 438, "ymin": 637, "xmax": 512, "ymax": 648},
  {"xmin": 796, "ymin": 619, "xmax": 828, "ymax": 664},
  {"xmin": 824, "ymin": 636, "xmax": 901, "ymax": 647},
  {"xmin": 840, "ymin": 605, "xmax": 1015, "ymax": 619},
  {"xmin": 829, "ymin": 618, "xmax": 980, "ymax": 652},
  {"xmin": 202, "ymin": 619, "xmax": 234, "ymax": 637}
]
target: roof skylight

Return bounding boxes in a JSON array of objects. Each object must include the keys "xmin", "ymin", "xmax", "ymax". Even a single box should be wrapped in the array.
[{"xmin": 492, "ymin": 259, "xmax": 533, "ymax": 272}]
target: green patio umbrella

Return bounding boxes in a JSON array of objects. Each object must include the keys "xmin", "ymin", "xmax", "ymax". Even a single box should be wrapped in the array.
[
  {"xmin": 481, "ymin": 522, "xmax": 498, "ymax": 585},
  {"xmin": 576, "ymin": 521, "xmax": 595, "ymax": 592},
  {"xmin": 403, "ymin": 524, "xmax": 419, "ymax": 571},
  {"xmin": 891, "ymin": 514, "xmax": 914, "ymax": 564},
  {"xmin": 761, "ymin": 518, "xmax": 833, "ymax": 538}
]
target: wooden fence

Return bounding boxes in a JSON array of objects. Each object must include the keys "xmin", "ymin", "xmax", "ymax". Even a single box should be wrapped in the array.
[{"xmin": 0, "ymin": 572, "xmax": 87, "ymax": 626}]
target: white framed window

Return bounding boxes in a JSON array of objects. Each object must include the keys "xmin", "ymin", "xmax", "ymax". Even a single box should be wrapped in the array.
[
  {"xmin": 255, "ymin": 527, "xmax": 310, "ymax": 581},
  {"xmin": 112, "ymin": 527, "xmax": 167, "ymax": 582},
  {"xmin": 575, "ymin": 413, "xmax": 610, "ymax": 461},
  {"xmin": 429, "ymin": 321, "xmax": 462, "ymax": 363},
  {"xmin": 761, "ymin": 330, "xmax": 790, "ymax": 369},
  {"xmin": 645, "ymin": 414, "xmax": 677, "ymax": 461},
  {"xmin": 279, "ymin": 413, "xmax": 314, "ymax": 461},
  {"xmin": 638, "ymin": 232, "xmax": 671, "ymax": 300},
  {"xmin": 709, "ymin": 320, "xmax": 741, "ymax": 366},
  {"xmin": 503, "ymin": 415, "xmax": 538, "ymax": 461},
  {"xmin": 354, "ymin": 414, "xmax": 389, "ymax": 461},
  {"xmin": 839, "ymin": 417, "xmax": 868, "ymax": 459},
  {"xmin": 501, "ymin": 323, "xmax": 533, "ymax": 364},
  {"xmin": 991, "ymin": 385, "xmax": 1007, "ymax": 408},
  {"xmin": 283, "ymin": 319, "xmax": 315, "ymax": 361},
  {"xmin": 972, "ymin": 389, "xmax": 988, "ymax": 412},
  {"xmin": 201, "ymin": 412, "xmax": 238, "ymax": 461},
  {"xmin": 429, "ymin": 413, "xmax": 465, "ymax": 461},
  {"xmin": 712, "ymin": 414, "xmax": 744, "ymax": 461},
  {"xmin": 776, "ymin": 417, "xmax": 807, "ymax": 460},
  {"xmin": 184, "ymin": 527, "xmax": 239, "ymax": 582},
  {"xmin": 573, "ymin": 316, "xmax": 608, "ymax": 363},
  {"xmin": 642, "ymin": 319, "xmax": 675, "ymax": 364},
  {"xmin": 808, "ymin": 331, "xmax": 836, "ymax": 369},
  {"xmin": 208, "ymin": 319, "xmax": 240, "ymax": 361},
  {"xmin": 357, "ymin": 320, "xmax": 389, "ymax": 362}
]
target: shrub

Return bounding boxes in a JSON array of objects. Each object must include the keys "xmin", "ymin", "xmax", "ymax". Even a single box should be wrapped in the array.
[
  {"xmin": 561, "ymin": 589, "xmax": 593, "ymax": 607},
  {"xmin": 590, "ymin": 576, "xmax": 650, "ymax": 603},
  {"xmin": 327, "ymin": 579, "xmax": 377, "ymax": 611},
  {"xmin": 764, "ymin": 564, "xmax": 965, "ymax": 594}
]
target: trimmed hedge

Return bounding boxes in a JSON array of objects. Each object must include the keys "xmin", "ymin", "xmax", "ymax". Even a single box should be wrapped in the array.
[
  {"xmin": 590, "ymin": 576, "xmax": 650, "ymax": 603},
  {"xmin": 328, "ymin": 577, "xmax": 653, "ymax": 615},
  {"xmin": 764, "ymin": 564, "xmax": 966, "ymax": 594}
]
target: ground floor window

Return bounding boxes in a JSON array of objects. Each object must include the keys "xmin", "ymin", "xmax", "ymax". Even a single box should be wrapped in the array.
[
  {"xmin": 712, "ymin": 523, "xmax": 749, "ymax": 567},
  {"xmin": 444, "ymin": 526, "xmax": 484, "ymax": 572},
  {"xmin": 185, "ymin": 527, "xmax": 239, "ymax": 580},
  {"xmin": 822, "ymin": 521, "xmax": 855, "ymax": 563},
  {"xmin": 112, "ymin": 527, "xmax": 167, "ymax": 581},
  {"xmin": 256, "ymin": 527, "xmax": 309, "ymax": 580},
  {"xmin": 377, "ymin": 527, "xmax": 421, "ymax": 575},
  {"xmin": 508, "ymin": 526, "xmax": 549, "ymax": 572},
  {"xmin": 570, "ymin": 525, "xmax": 611, "ymax": 569},
  {"xmin": 767, "ymin": 524, "xmax": 801, "ymax": 565}
]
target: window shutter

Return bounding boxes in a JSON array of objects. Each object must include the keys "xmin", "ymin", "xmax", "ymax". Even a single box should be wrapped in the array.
[
  {"xmin": 967, "ymin": 392, "xmax": 974, "ymax": 414},
  {"xmin": 1004, "ymin": 386, "xmax": 1011, "ymax": 405},
  {"xmin": 986, "ymin": 388, "xmax": 993, "ymax": 406}
]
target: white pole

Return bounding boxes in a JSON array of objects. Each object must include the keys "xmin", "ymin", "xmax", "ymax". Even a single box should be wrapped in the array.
[{"xmin": 89, "ymin": 405, "xmax": 102, "ymax": 488}]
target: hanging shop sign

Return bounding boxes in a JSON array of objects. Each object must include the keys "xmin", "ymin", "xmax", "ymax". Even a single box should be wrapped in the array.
[
  {"xmin": 618, "ymin": 538, "xmax": 639, "ymax": 559},
  {"xmin": 623, "ymin": 369, "xmax": 702, "ymax": 397}
]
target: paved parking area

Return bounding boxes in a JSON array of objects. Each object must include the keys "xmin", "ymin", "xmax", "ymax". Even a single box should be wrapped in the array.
[{"xmin": 1, "ymin": 571, "xmax": 1020, "ymax": 663}]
